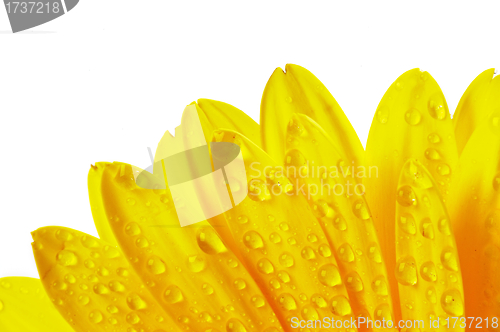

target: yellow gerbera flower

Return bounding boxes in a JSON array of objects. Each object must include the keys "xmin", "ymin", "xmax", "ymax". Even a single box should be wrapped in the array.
[{"xmin": 0, "ymin": 65, "xmax": 499, "ymax": 332}]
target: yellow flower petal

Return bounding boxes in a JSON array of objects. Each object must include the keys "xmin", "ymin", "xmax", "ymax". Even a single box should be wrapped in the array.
[
  {"xmin": 396, "ymin": 160, "xmax": 464, "ymax": 331},
  {"xmin": 0, "ymin": 277, "xmax": 73, "ymax": 332},
  {"xmin": 365, "ymin": 69, "xmax": 458, "ymax": 321},
  {"xmin": 260, "ymin": 64, "xmax": 363, "ymax": 167},
  {"xmin": 209, "ymin": 129, "xmax": 358, "ymax": 329},
  {"xmin": 453, "ymin": 69, "xmax": 500, "ymax": 155},
  {"xmin": 447, "ymin": 111, "xmax": 500, "ymax": 326},
  {"xmin": 198, "ymin": 99, "xmax": 262, "ymax": 148},
  {"xmin": 88, "ymin": 162, "xmax": 283, "ymax": 332},
  {"xmin": 283, "ymin": 113, "xmax": 397, "ymax": 329},
  {"xmin": 32, "ymin": 226, "xmax": 178, "ymax": 332}
]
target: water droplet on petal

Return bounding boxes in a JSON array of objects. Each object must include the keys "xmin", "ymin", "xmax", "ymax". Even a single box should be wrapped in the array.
[
  {"xmin": 441, "ymin": 289, "xmax": 464, "ymax": 316},
  {"xmin": 330, "ymin": 295, "xmax": 352, "ymax": 316},
  {"xmin": 318, "ymin": 264, "xmax": 341, "ymax": 287},
  {"xmin": 405, "ymin": 108, "xmax": 422, "ymax": 125},
  {"xmin": 420, "ymin": 261, "xmax": 437, "ymax": 282},
  {"xmin": 395, "ymin": 256, "xmax": 418, "ymax": 286},
  {"xmin": 396, "ymin": 185, "xmax": 417, "ymax": 207}
]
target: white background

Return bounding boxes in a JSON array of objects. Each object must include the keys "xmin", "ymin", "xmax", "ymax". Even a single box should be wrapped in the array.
[{"xmin": 1, "ymin": 1, "xmax": 499, "ymax": 278}]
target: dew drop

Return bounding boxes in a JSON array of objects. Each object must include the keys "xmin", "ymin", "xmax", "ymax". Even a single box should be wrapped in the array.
[
  {"xmin": 333, "ymin": 214, "xmax": 347, "ymax": 231},
  {"xmin": 405, "ymin": 108, "xmax": 422, "ymax": 125},
  {"xmin": 345, "ymin": 271, "xmax": 364, "ymax": 292},
  {"xmin": 146, "ymin": 255, "xmax": 167, "ymax": 275},
  {"xmin": 77, "ymin": 295, "xmax": 90, "ymax": 306},
  {"xmin": 420, "ymin": 218, "xmax": 435, "ymax": 240},
  {"xmin": 441, "ymin": 289, "xmax": 464, "ymax": 316},
  {"xmin": 441, "ymin": 247, "xmax": 459, "ymax": 271},
  {"xmin": 187, "ymin": 255, "xmax": 206, "ymax": 273},
  {"xmin": 301, "ymin": 246, "xmax": 316, "ymax": 260},
  {"xmin": 395, "ymin": 256, "xmax": 418, "ymax": 286},
  {"xmin": 233, "ymin": 279, "xmax": 246, "ymax": 290},
  {"xmin": 277, "ymin": 270, "xmax": 291, "ymax": 283},
  {"xmin": 248, "ymin": 179, "xmax": 271, "ymax": 202},
  {"xmin": 428, "ymin": 133, "xmax": 441, "ymax": 144},
  {"xmin": 438, "ymin": 218, "xmax": 451, "ymax": 235},
  {"xmin": 426, "ymin": 286, "xmax": 437, "ymax": 304},
  {"xmin": 251, "ymin": 295, "xmax": 265, "ymax": 308},
  {"xmin": 425, "ymin": 148, "xmax": 441, "ymax": 161},
  {"xmin": 108, "ymin": 280, "xmax": 125, "ymax": 293},
  {"xmin": 56, "ymin": 250, "xmax": 78, "ymax": 267},
  {"xmin": 420, "ymin": 261, "xmax": 437, "ymax": 282},
  {"xmin": 352, "ymin": 199, "xmax": 371, "ymax": 220},
  {"xmin": 278, "ymin": 293, "xmax": 297, "ymax": 311},
  {"xmin": 88, "ymin": 310, "xmax": 103, "ymax": 324},
  {"xmin": 126, "ymin": 312, "xmax": 140, "ymax": 325},
  {"xmin": 202, "ymin": 283, "xmax": 214, "ymax": 295},
  {"xmin": 164, "ymin": 285, "xmax": 184, "ymax": 304},
  {"xmin": 376, "ymin": 107, "xmax": 389, "ymax": 124},
  {"xmin": 337, "ymin": 243, "xmax": 355, "ymax": 263},
  {"xmin": 311, "ymin": 294, "xmax": 328, "ymax": 308},
  {"xmin": 436, "ymin": 163, "xmax": 451, "ymax": 176},
  {"xmin": 428, "ymin": 96, "xmax": 447, "ymax": 120},
  {"xmin": 257, "ymin": 258, "xmax": 274, "ymax": 274},
  {"xmin": 396, "ymin": 185, "xmax": 417, "ymax": 207},
  {"xmin": 237, "ymin": 215, "xmax": 249, "ymax": 224},
  {"xmin": 330, "ymin": 295, "xmax": 352, "ymax": 316},
  {"xmin": 318, "ymin": 264, "xmax": 341, "ymax": 287},
  {"xmin": 269, "ymin": 232, "xmax": 282, "ymax": 244},
  {"xmin": 398, "ymin": 213, "xmax": 417, "ymax": 235},
  {"xmin": 371, "ymin": 276, "xmax": 388, "ymax": 296},
  {"xmin": 318, "ymin": 244, "xmax": 332, "ymax": 257},
  {"xmin": 243, "ymin": 231, "xmax": 264, "ymax": 249},
  {"xmin": 279, "ymin": 252, "xmax": 295, "ymax": 267},
  {"xmin": 55, "ymin": 229, "xmax": 74, "ymax": 242},
  {"xmin": 124, "ymin": 222, "xmax": 141, "ymax": 236},
  {"xmin": 127, "ymin": 293, "xmax": 147, "ymax": 310},
  {"xmin": 196, "ymin": 227, "xmax": 227, "ymax": 255},
  {"xmin": 226, "ymin": 318, "xmax": 248, "ymax": 332}
]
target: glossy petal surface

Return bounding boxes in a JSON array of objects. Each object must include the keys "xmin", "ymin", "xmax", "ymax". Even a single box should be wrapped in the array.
[
  {"xmin": 0, "ymin": 277, "xmax": 74, "ymax": 332},
  {"xmin": 283, "ymin": 113, "xmax": 396, "ymax": 331},
  {"xmin": 261, "ymin": 64, "xmax": 363, "ymax": 167},
  {"xmin": 448, "ymin": 111, "xmax": 500, "ymax": 326},
  {"xmin": 396, "ymin": 160, "xmax": 464, "ymax": 331},
  {"xmin": 365, "ymin": 69, "xmax": 458, "ymax": 320},
  {"xmin": 453, "ymin": 69, "xmax": 500, "ymax": 155}
]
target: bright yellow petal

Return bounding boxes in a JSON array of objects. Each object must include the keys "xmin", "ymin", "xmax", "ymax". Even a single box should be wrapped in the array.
[
  {"xmin": 260, "ymin": 64, "xmax": 363, "ymax": 167},
  {"xmin": 365, "ymin": 69, "xmax": 458, "ymax": 321},
  {"xmin": 452, "ymin": 69, "xmax": 500, "ymax": 155},
  {"xmin": 396, "ymin": 160, "xmax": 464, "ymax": 331},
  {"xmin": 209, "ymin": 129, "xmax": 358, "ymax": 330},
  {"xmin": 0, "ymin": 277, "xmax": 74, "ymax": 332},
  {"xmin": 283, "ymin": 113, "xmax": 396, "ymax": 330},
  {"xmin": 32, "ymin": 226, "xmax": 178, "ymax": 332},
  {"xmin": 447, "ymin": 111, "xmax": 500, "ymax": 326},
  {"xmin": 88, "ymin": 162, "xmax": 283, "ymax": 332},
  {"xmin": 198, "ymin": 99, "xmax": 262, "ymax": 148}
]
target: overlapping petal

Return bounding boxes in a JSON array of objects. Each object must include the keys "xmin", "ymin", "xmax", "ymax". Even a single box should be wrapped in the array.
[
  {"xmin": 0, "ymin": 277, "xmax": 73, "ymax": 331},
  {"xmin": 447, "ymin": 111, "xmax": 500, "ymax": 327},
  {"xmin": 396, "ymin": 160, "xmax": 464, "ymax": 331},
  {"xmin": 208, "ymin": 129, "xmax": 358, "ymax": 330},
  {"xmin": 260, "ymin": 64, "xmax": 363, "ymax": 167},
  {"xmin": 88, "ymin": 162, "xmax": 282, "ymax": 332},
  {"xmin": 365, "ymin": 69, "xmax": 458, "ymax": 321},
  {"xmin": 32, "ymin": 226, "xmax": 179, "ymax": 332},
  {"xmin": 283, "ymin": 113, "xmax": 396, "ymax": 331},
  {"xmin": 453, "ymin": 69, "xmax": 500, "ymax": 155}
]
